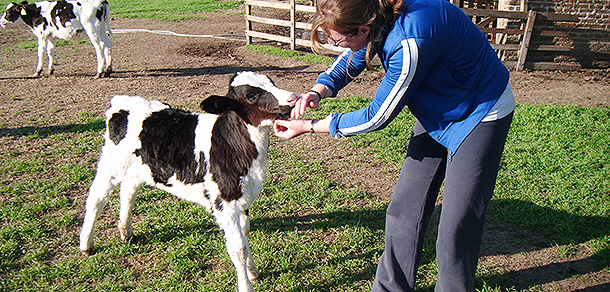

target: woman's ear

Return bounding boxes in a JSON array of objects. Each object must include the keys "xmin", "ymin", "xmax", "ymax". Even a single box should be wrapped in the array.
[{"xmin": 359, "ymin": 25, "xmax": 371, "ymax": 37}]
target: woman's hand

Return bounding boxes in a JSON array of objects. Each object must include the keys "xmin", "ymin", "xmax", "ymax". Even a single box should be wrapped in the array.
[
  {"xmin": 273, "ymin": 119, "xmax": 310, "ymax": 139},
  {"xmin": 291, "ymin": 91, "xmax": 321, "ymax": 119}
]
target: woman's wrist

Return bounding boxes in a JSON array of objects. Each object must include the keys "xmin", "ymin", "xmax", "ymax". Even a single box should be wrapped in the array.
[
  {"xmin": 308, "ymin": 84, "xmax": 328, "ymax": 100},
  {"xmin": 310, "ymin": 119, "xmax": 319, "ymax": 133},
  {"xmin": 307, "ymin": 89, "xmax": 323, "ymax": 101}
]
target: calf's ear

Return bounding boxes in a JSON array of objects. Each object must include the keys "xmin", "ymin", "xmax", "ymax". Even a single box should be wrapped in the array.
[{"xmin": 200, "ymin": 95, "xmax": 239, "ymax": 114}]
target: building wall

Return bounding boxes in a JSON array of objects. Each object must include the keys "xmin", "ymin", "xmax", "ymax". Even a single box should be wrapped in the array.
[{"xmin": 528, "ymin": 0, "xmax": 610, "ymax": 68}]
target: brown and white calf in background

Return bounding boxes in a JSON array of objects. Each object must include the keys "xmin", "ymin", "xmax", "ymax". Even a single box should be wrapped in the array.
[
  {"xmin": 79, "ymin": 72, "xmax": 294, "ymax": 292},
  {"xmin": 0, "ymin": 0, "xmax": 112, "ymax": 77}
]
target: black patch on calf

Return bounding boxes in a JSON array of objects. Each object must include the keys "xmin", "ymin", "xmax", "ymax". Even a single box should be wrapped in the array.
[
  {"xmin": 1, "ymin": 4, "xmax": 22, "ymax": 23},
  {"xmin": 209, "ymin": 111, "xmax": 258, "ymax": 201},
  {"xmin": 135, "ymin": 108, "xmax": 206, "ymax": 186},
  {"xmin": 96, "ymin": 1, "xmax": 108, "ymax": 21},
  {"xmin": 108, "ymin": 110, "xmax": 129, "ymax": 145},
  {"xmin": 10, "ymin": 3, "xmax": 47, "ymax": 29},
  {"xmin": 50, "ymin": 0, "xmax": 76, "ymax": 29},
  {"xmin": 214, "ymin": 197, "xmax": 224, "ymax": 211}
]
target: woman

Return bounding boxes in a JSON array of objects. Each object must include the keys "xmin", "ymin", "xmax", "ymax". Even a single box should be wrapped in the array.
[{"xmin": 273, "ymin": 0, "xmax": 514, "ymax": 291}]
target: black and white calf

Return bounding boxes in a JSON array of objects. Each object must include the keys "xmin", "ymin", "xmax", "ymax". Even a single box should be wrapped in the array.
[
  {"xmin": 0, "ymin": 0, "xmax": 112, "ymax": 77},
  {"xmin": 79, "ymin": 72, "xmax": 294, "ymax": 292}
]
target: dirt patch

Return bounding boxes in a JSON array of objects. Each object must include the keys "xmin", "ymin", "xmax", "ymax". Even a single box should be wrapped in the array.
[
  {"xmin": 177, "ymin": 42, "xmax": 236, "ymax": 58},
  {"xmin": 0, "ymin": 8, "xmax": 609, "ymax": 291}
]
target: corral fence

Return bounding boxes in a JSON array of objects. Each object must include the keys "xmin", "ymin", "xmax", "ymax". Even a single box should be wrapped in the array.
[
  {"xmin": 244, "ymin": 0, "xmax": 580, "ymax": 70},
  {"xmin": 244, "ymin": 0, "xmax": 343, "ymax": 54}
]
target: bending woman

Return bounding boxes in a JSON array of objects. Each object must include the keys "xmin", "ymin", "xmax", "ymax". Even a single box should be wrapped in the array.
[{"xmin": 274, "ymin": 0, "xmax": 515, "ymax": 291}]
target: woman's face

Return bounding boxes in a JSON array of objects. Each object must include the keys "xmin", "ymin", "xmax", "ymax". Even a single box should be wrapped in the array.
[{"xmin": 324, "ymin": 26, "xmax": 370, "ymax": 51}]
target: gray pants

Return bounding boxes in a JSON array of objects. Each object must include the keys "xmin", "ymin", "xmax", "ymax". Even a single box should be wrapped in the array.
[{"xmin": 371, "ymin": 112, "xmax": 513, "ymax": 292}]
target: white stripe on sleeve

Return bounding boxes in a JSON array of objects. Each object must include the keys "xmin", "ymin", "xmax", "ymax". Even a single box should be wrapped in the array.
[{"xmin": 340, "ymin": 39, "xmax": 418, "ymax": 135}]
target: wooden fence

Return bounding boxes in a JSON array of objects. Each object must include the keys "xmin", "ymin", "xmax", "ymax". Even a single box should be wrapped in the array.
[
  {"xmin": 244, "ymin": 0, "xmax": 579, "ymax": 70},
  {"xmin": 244, "ymin": 0, "xmax": 342, "ymax": 54}
]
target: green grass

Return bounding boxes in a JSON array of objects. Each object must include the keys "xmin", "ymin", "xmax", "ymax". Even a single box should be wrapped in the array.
[
  {"xmin": 0, "ymin": 0, "xmax": 243, "ymax": 21},
  {"xmin": 109, "ymin": 0, "xmax": 243, "ymax": 20},
  {"xmin": 246, "ymin": 44, "xmax": 335, "ymax": 66},
  {"xmin": 1, "ymin": 101, "xmax": 608, "ymax": 291},
  {"xmin": 328, "ymin": 100, "xmax": 610, "ymax": 245}
]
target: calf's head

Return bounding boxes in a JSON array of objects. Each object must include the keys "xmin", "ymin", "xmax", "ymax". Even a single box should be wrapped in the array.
[
  {"xmin": 201, "ymin": 71, "xmax": 294, "ymax": 127},
  {"xmin": 1, "ymin": 2, "xmax": 30, "ymax": 28}
]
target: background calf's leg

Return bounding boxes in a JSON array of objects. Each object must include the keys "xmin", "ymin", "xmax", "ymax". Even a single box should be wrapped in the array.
[
  {"xmin": 100, "ymin": 32, "xmax": 112, "ymax": 77},
  {"xmin": 46, "ymin": 39, "xmax": 56, "ymax": 76},
  {"xmin": 34, "ymin": 38, "xmax": 46, "ymax": 77},
  {"xmin": 84, "ymin": 25, "xmax": 107, "ymax": 78}
]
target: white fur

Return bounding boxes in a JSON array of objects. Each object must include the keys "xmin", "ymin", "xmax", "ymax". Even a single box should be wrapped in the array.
[{"xmin": 232, "ymin": 71, "xmax": 293, "ymax": 107}]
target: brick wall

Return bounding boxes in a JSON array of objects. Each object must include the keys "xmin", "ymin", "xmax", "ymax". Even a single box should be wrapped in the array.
[{"xmin": 527, "ymin": 0, "xmax": 610, "ymax": 68}]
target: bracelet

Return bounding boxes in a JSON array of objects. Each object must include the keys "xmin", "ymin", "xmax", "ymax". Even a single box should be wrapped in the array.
[
  {"xmin": 307, "ymin": 89, "xmax": 323, "ymax": 100},
  {"xmin": 310, "ymin": 119, "xmax": 319, "ymax": 133}
]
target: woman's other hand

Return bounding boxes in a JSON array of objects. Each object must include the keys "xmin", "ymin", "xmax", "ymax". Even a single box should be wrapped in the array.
[
  {"xmin": 273, "ymin": 119, "xmax": 310, "ymax": 139},
  {"xmin": 291, "ymin": 91, "xmax": 320, "ymax": 119}
]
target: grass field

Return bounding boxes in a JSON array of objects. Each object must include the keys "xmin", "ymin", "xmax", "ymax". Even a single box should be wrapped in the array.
[
  {"xmin": 0, "ymin": 0, "xmax": 609, "ymax": 291},
  {"xmin": 1, "ymin": 97, "xmax": 608, "ymax": 291}
]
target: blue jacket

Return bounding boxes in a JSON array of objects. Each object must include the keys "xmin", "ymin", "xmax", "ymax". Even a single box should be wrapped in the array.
[{"xmin": 318, "ymin": 0, "xmax": 510, "ymax": 155}]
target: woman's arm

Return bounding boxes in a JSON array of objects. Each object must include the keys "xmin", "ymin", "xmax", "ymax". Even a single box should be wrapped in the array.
[{"xmin": 274, "ymin": 116, "xmax": 331, "ymax": 139}]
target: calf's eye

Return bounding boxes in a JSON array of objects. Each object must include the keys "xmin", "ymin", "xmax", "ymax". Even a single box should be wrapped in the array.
[{"xmin": 246, "ymin": 93, "xmax": 257, "ymax": 100}]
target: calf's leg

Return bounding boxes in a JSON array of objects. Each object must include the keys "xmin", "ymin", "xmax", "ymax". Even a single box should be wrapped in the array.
[
  {"xmin": 100, "ymin": 32, "xmax": 112, "ymax": 77},
  {"xmin": 215, "ymin": 207, "xmax": 255, "ymax": 292},
  {"xmin": 34, "ymin": 38, "xmax": 46, "ymax": 77},
  {"xmin": 46, "ymin": 39, "xmax": 56, "ymax": 76},
  {"xmin": 79, "ymin": 172, "xmax": 116, "ymax": 255},
  {"xmin": 83, "ymin": 24, "xmax": 107, "ymax": 78},
  {"xmin": 240, "ymin": 209, "xmax": 260, "ymax": 281},
  {"xmin": 118, "ymin": 179, "xmax": 141, "ymax": 241}
]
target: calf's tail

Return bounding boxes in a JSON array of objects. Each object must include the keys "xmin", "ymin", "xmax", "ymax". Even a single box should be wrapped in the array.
[{"xmin": 102, "ymin": 0, "xmax": 112, "ymax": 37}]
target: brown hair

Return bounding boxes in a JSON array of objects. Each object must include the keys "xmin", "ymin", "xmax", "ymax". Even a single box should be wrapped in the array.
[{"xmin": 310, "ymin": 0, "xmax": 403, "ymax": 69}]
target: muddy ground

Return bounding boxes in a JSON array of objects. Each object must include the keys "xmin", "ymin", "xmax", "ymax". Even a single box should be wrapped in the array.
[{"xmin": 1, "ymin": 8, "xmax": 609, "ymax": 291}]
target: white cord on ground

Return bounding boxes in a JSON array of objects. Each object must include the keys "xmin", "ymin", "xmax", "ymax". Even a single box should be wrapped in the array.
[{"xmin": 112, "ymin": 28, "xmax": 246, "ymax": 42}]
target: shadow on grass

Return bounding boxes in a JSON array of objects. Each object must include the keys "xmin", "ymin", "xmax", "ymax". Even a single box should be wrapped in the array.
[
  {"xmin": 252, "ymin": 208, "xmax": 386, "ymax": 233},
  {"xmin": 0, "ymin": 120, "xmax": 105, "ymax": 138},
  {"xmin": 476, "ymin": 198, "xmax": 610, "ymax": 291},
  {"xmin": 0, "ymin": 63, "xmax": 312, "ymax": 80}
]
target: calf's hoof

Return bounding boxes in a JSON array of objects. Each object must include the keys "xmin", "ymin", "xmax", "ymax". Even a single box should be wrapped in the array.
[
  {"xmin": 118, "ymin": 224, "xmax": 133, "ymax": 242},
  {"xmin": 81, "ymin": 248, "xmax": 93, "ymax": 256},
  {"xmin": 248, "ymin": 268, "xmax": 261, "ymax": 282},
  {"xmin": 97, "ymin": 68, "xmax": 112, "ymax": 78}
]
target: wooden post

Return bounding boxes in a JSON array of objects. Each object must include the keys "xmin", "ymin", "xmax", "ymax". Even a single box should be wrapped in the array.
[
  {"xmin": 245, "ymin": 3, "xmax": 252, "ymax": 45},
  {"xmin": 290, "ymin": 0, "xmax": 296, "ymax": 50},
  {"xmin": 516, "ymin": 10, "xmax": 536, "ymax": 71}
]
